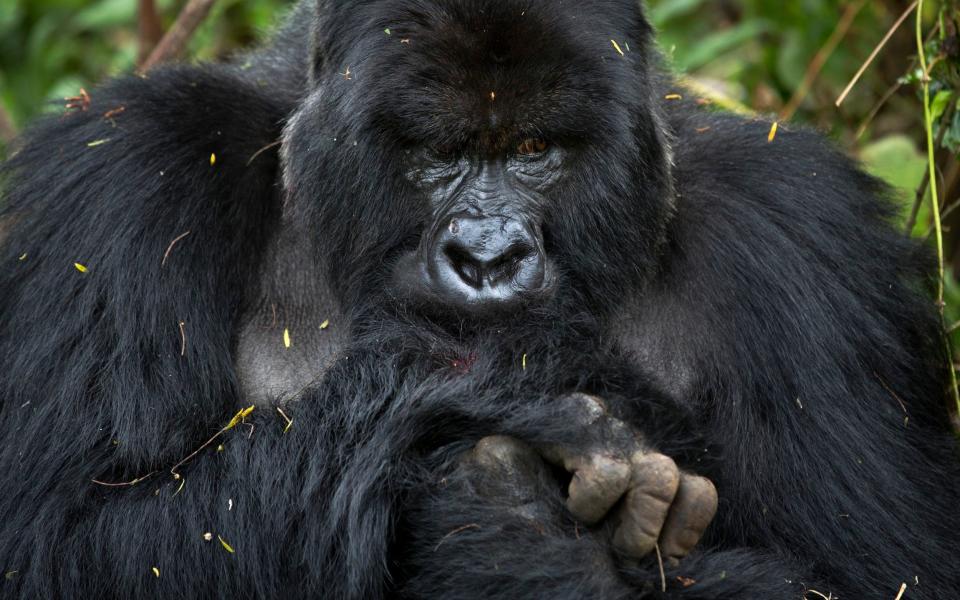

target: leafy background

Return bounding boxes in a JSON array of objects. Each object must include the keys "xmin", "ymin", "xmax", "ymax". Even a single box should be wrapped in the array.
[{"xmin": 1, "ymin": 0, "xmax": 959, "ymax": 415}]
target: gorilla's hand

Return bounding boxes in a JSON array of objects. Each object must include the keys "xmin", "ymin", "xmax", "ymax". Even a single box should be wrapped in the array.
[{"xmin": 462, "ymin": 394, "xmax": 718, "ymax": 564}]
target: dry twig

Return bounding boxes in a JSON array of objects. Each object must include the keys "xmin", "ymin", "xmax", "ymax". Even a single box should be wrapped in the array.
[
  {"xmin": 434, "ymin": 524, "xmax": 480, "ymax": 551},
  {"xmin": 141, "ymin": 0, "xmax": 219, "ymax": 72},
  {"xmin": 162, "ymin": 231, "xmax": 192, "ymax": 267},
  {"xmin": 781, "ymin": 0, "xmax": 865, "ymax": 121},
  {"xmin": 654, "ymin": 544, "xmax": 667, "ymax": 593},
  {"xmin": 137, "ymin": 0, "xmax": 165, "ymax": 66},
  {"xmin": 836, "ymin": 1, "xmax": 918, "ymax": 108}
]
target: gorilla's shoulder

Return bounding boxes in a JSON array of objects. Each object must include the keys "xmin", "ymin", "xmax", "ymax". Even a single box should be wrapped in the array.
[
  {"xmin": 668, "ymin": 105, "xmax": 890, "ymax": 218},
  {"xmin": 658, "ymin": 103, "xmax": 930, "ymax": 313},
  {"xmin": 664, "ymin": 104, "xmax": 906, "ymax": 250},
  {"xmin": 1, "ymin": 65, "xmax": 285, "ymax": 239}
]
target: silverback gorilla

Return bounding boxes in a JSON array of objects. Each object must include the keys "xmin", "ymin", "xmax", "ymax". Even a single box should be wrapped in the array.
[{"xmin": 1, "ymin": 1, "xmax": 959, "ymax": 598}]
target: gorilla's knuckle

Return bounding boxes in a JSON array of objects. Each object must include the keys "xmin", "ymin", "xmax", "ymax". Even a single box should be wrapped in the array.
[{"xmin": 629, "ymin": 452, "xmax": 681, "ymax": 499}]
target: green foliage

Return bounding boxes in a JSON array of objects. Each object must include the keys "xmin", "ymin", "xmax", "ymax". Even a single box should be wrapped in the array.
[{"xmin": 0, "ymin": 0, "xmax": 288, "ymax": 131}]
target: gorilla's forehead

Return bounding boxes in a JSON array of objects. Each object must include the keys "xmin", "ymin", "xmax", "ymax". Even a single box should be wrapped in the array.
[{"xmin": 352, "ymin": 0, "xmax": 648, "ymax": 150}]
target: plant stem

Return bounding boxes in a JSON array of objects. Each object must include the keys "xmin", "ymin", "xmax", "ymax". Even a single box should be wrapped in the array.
[{"xmin": 916, "ymin": 0, "xmax": 960, "ymax": 415}]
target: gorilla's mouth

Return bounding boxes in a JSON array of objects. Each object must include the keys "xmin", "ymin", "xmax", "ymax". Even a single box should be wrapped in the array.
[{"xmin": 388, "ymin": 248, "xmax": 558, "ymax": 324}]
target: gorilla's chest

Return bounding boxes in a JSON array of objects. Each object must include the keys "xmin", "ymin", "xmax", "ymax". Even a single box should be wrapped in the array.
[{"xmin": 234, "ymin": 301, "xmax": 698, "ymax": 407}]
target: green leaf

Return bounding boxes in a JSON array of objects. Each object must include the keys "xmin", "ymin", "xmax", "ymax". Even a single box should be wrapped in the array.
[
  {"xmin": 860, "ymin": 135, "xmax": 927, "ymax": 234},
  {"xmin": 73, "ymin": 0, "xmax": 135, "ymax": 30},
  {"xmin": 674, "ymin": 19, "xmax": 769, "ymax": 72},
  {"xmin": 931, "ymin": 90, "xmax": 954, "ymax": 123},
  {"xmin": 649, "ymin": 0, "xmax": 710, "ymax": 26}
]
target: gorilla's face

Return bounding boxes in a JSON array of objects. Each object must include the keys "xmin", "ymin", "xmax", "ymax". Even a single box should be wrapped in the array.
[
  {"xmin": 390, "ymin": 136, "xmax": 563, "ymax": 316},
  {"xmin": 282, "ymin": 0, "xmax": 675, "ymax": 322}
]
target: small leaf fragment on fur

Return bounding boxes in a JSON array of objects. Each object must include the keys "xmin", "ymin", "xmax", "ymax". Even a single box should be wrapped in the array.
[
  {"xmin": 665, "ymin": 94, "xmax": 682, "ymax": 101},
  {"xmin": 86, "ymin": 139, "xmax": 110, "ymax": 148},
  {"xmin": 768, "ymin": 121, "xmax": 779, "ymax": 143},
  {"xmin": 218, "ymin": 535, "xmax": 235, "ymax": 554},
  {"xmin": 384, "ymin": 28, "xmax": 391, "ymax": 35},
  {"xmin": 5, "ymin": 571, "xmax": 17, "ymax": 580},
  {"xmin": 210, "ymin": 153, "xmax": 217, "ymax": 166},
  {"xmin": 18, "ymin": 253, "xmax": 27, "ymax": 261},
  {"xmin": 283, "ymin": 328, "xmax": 292, "ymax": 348},
  {"xmin": 277, "ymin": 407, "xmax": 294, "ymax": 434},
  {"xmin": 74, "ymin": 263, "xmax": 88, "ymax": 273},
  {"xmin": 151, "ymin": 567, "xmax": 160, "ymax": 578},
  {"xmin": 611, "ymin": 39, "xmax": 625, "ymax": 56},
  {"xmin": 225, "ymin": 406, "xmax": 256, "ymax": 431},
  {"xmin": 320, "ymin": 319, "xmax": 330, "ymax": 330},
  {"xmin": 522, "ymin": 353, "xmax": 527, "ymax": 370}
]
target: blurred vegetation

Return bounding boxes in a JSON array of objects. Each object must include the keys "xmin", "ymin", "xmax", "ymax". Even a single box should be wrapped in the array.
[{"xmin": 1, "ymin": 0, "xmax": 960, "ymax": 412}]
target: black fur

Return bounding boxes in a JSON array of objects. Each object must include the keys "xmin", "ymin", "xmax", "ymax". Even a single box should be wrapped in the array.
[{"xmin": 1, "ymin": 1, "xmax": 958, "ymax": 598}]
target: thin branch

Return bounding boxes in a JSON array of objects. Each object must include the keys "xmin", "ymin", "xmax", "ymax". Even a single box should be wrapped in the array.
[
  {"xmin": 836, "ymin": 1, "xmax": 918, "ymax": 108},
  {"xmin": 855, "ymin": 79, "xmax": 904, "ymax": 140},
  {"xmin": 433, "ymin": 524, "xmax": 480, "ymax": 552},
  {"xmin": 654, "ymin": 544, "xmax": 667, "ymax": 593},
  {"xmin": 905, "ymin": 97, "xmax": 955, "ymax": 234},
  {"xmin": 781, "ymin": 0, "xmax": 865, "ymax": 122},
  {"xmin": 162, "ymin": 230, "xmax": 192, "ymax": 267},
  {"xmin": 141, "ymin": 0, "xmax": 219, "ymax": 72},
  {"xmin": 137, "ymin": 0, "xmax": 165, "ymax": 67}
]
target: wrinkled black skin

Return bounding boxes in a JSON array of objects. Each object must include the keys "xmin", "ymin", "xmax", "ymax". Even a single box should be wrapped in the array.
[{"xmin": 1, "ymin": 0, "xmax": 959, "ymax": 598}]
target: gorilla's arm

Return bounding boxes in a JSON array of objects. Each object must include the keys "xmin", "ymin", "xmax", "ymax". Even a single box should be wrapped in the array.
[
  {"xmin": 0, "ymin": 66, "xmax": 284, "ymax": 594},
  {"xmin": 635, "ymin": 107, "xmax": 960, "ymax": 598}
]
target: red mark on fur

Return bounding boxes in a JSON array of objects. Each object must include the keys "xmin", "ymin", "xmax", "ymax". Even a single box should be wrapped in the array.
[{"xmin": 450, "ymin": 352, "xmax": 478, "ymax": 375}]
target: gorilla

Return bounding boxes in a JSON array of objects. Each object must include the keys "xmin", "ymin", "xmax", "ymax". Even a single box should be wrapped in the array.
[{"xmin": 1, "ymin": 0, "xmax": 958, "ymax": 598}]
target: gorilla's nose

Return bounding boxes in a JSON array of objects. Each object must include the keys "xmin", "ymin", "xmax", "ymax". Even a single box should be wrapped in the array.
[{"xmin": 426, "ymin": 216, "xmax": 546, "ymax": 308}]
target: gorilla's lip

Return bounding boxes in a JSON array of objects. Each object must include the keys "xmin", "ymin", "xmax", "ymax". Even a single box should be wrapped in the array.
[{"xmin": 388, "ymin": 250, "xmax": 558, "ymax": 324}]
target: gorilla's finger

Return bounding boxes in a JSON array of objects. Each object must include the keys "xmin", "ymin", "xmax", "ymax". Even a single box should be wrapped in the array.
[
  {"xmin": 612, "ymin": 452, "xmax": 681, "ymax": 558},
  {"xmin": 658, "ymin": 473, "xmax": 718, "ymax": 563},
  {"xmin": 468, "ymin": 435, "xmax": 547, "ymax": 503},
  {"xmin": 564, "ymin": 453, "xmax": 632, "ymax": 525}
]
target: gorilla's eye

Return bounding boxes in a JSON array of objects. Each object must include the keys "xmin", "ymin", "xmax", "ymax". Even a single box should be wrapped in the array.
[{"xmin": 517, "ymin": 138, "xmax": 549, "ymax": 156}]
